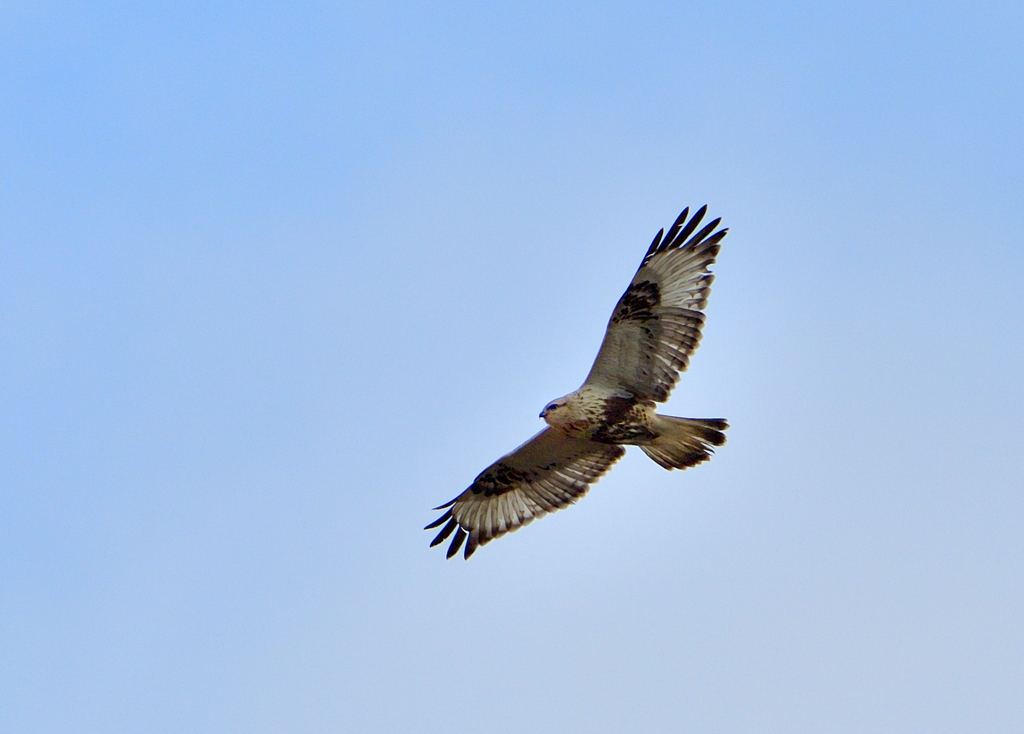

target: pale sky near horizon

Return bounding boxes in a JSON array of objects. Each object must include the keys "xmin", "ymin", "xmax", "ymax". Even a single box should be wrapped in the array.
[{"xmin": 3, "ymin": 2, "xmax": 1023, "ymax": 732}]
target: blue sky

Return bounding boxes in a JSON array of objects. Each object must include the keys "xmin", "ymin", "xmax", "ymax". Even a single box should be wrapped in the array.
[{"xmin": 2, "ymin": 2, "xmax": 1022, "ymax": 731}]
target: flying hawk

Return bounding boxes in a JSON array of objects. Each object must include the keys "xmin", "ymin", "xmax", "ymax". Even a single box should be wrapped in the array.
[{"xmin": 427, "ymin": 206, "xmax": 728, "ymax": 559}]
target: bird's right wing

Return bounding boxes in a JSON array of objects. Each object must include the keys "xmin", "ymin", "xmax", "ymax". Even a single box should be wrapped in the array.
[
  {"xmin": 583, "ymin": 206, "xmax": 727, "ymax": 403},
  {"xmin": 426, "ymin": 428, "xmax": 625, "ymax": 560}
]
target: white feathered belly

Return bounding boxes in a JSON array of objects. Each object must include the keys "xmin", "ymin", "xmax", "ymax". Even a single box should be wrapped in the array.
[{"xmin": 549, "ymin": 389, "xmax": 658, "ymax": 444}]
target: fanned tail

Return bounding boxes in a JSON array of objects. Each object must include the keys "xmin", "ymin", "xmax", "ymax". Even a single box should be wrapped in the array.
[{"xmin": 640, "ymin": 415, "xmax": 728, "ymax": 470}]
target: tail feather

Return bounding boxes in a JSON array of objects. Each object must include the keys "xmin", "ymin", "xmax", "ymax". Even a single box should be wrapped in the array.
[{"xmin": 640, "ymin": 415, "xmax": 728, "ymax": 470}]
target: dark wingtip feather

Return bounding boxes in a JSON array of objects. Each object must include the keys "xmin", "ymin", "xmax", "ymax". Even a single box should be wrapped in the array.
[
  {"xmin": 464, "ymin": 532, "xmax": 479, "ymax": 559},
  {"xmin": 659, "ymin": 208, "xmax": 690, "ymax": 252},
  {"xmin": 446, "ymin": 527, "xmax": 467, "ymax": 559},
  {"xmin": 424, "ymin": 509, "xmax": 452, "ymax": 530},
  {"xmin": 644, "ymin": 228, "xmax": 665, "ymax": 258},
  {"xmin": 684, "ymin": 217, "xmax": 721, "ymax": 250},
  {"xmin": 431, "ymin": 498, "xmax": 457, "ymax": 511},
  {"xmin": 430, "ymin": 518, "xmax": 458, "ymax": 547},
  {"xmin": 667, "ymin": 205, "xmax": 707, "ymax": 249},
  {"xmin": 704, "ymin": 228, "xmax": 728, "ymax": 249}
]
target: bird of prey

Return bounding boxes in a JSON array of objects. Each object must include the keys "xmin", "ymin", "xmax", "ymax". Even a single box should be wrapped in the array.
[{"xmin": 427, "ymin": 206, "xmax": 728, "ymax": 559}]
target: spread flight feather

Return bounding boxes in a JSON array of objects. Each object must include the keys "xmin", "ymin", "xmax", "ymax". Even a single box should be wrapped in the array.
[{"xmin": 428, "ymin": 206, "xmax": 728, "ymax": 559}]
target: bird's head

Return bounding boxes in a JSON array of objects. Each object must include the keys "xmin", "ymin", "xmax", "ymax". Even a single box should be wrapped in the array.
[{"xmin": 540, "ymin": 395, "xmax": 575, "ymax": 428}]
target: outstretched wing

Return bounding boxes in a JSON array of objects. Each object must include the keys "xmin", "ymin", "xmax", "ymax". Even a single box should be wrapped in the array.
[
  {"xmin": 426, "ymin": 428, "xmax": 624, "ymax": 560},
  {"xmin": 583, "ymin": 206, "xmax": 727, "ymax": 403}
]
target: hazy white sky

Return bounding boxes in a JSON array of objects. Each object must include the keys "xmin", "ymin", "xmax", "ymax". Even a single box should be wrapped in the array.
[{"xmin": 2, "ymin": 2, "xmax": 1022, "ymax": 732}]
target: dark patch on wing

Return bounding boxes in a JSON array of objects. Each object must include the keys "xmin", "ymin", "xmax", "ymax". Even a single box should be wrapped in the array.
[
  {"xmin": 584, "ymin": 206, "xmax": 728, "ymax": 403},
  {"xmin": 426, "ymin": 431, "xmax": 626, "ymax": 560},
  {"xmin": 471, "ymin": 463, "xmax": 533, "ymax": 497},
  {"xmin": 611, "ymin": 280, "xmax": 660, "ymax": 325}
]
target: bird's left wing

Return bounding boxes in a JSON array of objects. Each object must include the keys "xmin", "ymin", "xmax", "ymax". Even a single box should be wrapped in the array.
[
  {"xmin": 583, "ymin": 206, "xmax": 727, "ymax": 402},
  {"xmin": 426, "ymin": 428, "xmax": 625, "ymax": 560}
]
